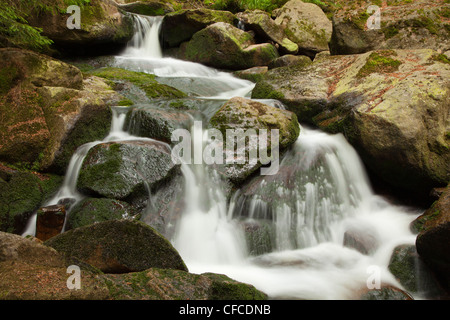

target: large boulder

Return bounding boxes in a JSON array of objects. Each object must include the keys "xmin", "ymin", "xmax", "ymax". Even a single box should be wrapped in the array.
[
  {"xmin": 415, "ymin": 184, "xmax": 450, "ymax": 294},
  {"xmin": 179, "ymin": 22, "xmax": 279, "ymax": 70},
  {"xmin": 0, "ymin": 48, "xmax": 124, "ymax": 175},
  {"xmin": 236, "ymin": 10, "xmax": 298, "ymax": 54},
  {"xmin": 45, "ymin": 219, "xmax": 188, "ymax": 273},
  {"xmin": 76, "ymin": 140, "xmax": 179, "ymax": 201},
  {"xmin": 0, "ymin": 231, "xmax": 110, "ymax": 299},
  {"xmin": 252, "ymin": 49, "xmax": 450, "ymax": 197},
  {"xmin": 0, "ymin": 230, "xmax": 267, "ymax": 299},
  {"xmin": 161, "ymin": 8, "xmax": 236, "ymax": 48},
  {"xmin": 330, "ymin": 0, "xmax": 450, "ymax": 55},
  {"xmin": 273, "ymin": 0, "xmax": 332, "ymax": 57},
  {"xmin": 26, "ymin": 0, "xmax": 134, "ymax": 55},
  {"xmin": 208, "ymin": 97, "xmax": 300, "ymax": 185}
]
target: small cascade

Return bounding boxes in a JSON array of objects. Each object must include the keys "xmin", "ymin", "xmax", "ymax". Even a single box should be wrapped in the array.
[
  {"xmin": 113, "ymin": 13, "xmax": 255, "ymax": 98},
  {"xmin": 21, "ymin": 107, "xmax": 133, "ymax": 237},
  {"xmin": 122, "ymin": 15, "xmax": 163, "ymax": 58}
]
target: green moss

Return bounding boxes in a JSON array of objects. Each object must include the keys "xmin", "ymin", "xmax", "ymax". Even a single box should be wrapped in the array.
[
  {"xmin": 90, "ymin": 67, "xmax": 187, "ymax": 99},
  {"xmin": 357, "ymin": 51, "xmax": 402, "ymax": 78},
  {"xmin": 431, "ymin": 53, "xmax": 450, "ymax": 65},
  {"xmin": 383, "ymin": 25, "xmax": 400, "ymax": 39},
  {"xmin": 204, "ymin": 273, "xmax": 267, "ymax": 300},
  {"xmin": 0, "ymin": 65, "xmax": 19, "ymax": 95}
]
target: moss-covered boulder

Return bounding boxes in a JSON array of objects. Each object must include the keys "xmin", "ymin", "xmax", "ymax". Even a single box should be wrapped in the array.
[
  {"xmin": 45, "ymin": 219, "xmax": 188, "ymax": 273},
  {"xmin": 66, "ymin": 197, "xmax": 138, "ymax": 230},
  {"xmin": 103, "ymin": 268, "xmax": 267, "ymax": 300},
  {"xmin": 125, "ymin": 106, "xmax": 192, "ymax": 144},
  {"xmin": 0, "ymin": 48, "xmax": 124, "ymax": 174},
  {"xmin": 415, "ymin": 184, "xmax": 450, "ymax": 294},
  {"xmin": 253, "ymin": 49, "xmax": 450, "ymax": 197},
  {"xmin": 236, "ymin": 10, "xmax": 298, "ymax": 55},
  {"xmin": 0, "ymin": 164, "xmax": 62, "ymax": 234},
  {"xmin": 208, "ymin": 97, "xmax": 299, "ymax": 185},
  {"xmin": 329, "ymin": 0, "xmax": 450, "ymax": 55},
  {"xmin": 161, "ymin": 8, "xmax": 236, "ymax": 48},
  {"xmin": 179, "ymin": 22, "xmax": 279, "ymax": 70},
  {"xmin": 77, "ymin": 140, "xmax": 179, "ymax": 200},
  {"xmin": 26, "ymin": 0, "xmax": 134, "ymax": 55},
  {"xmin": 0, "ymin": 230, "xmax": 267, "ymax": 300},
  {"xmin": 388, "ymin": 244, "xmax": 420, "ymax": 294},
  {"xmin": 273, "ymin": 0, "xmax": 332, "ymax": 57}
]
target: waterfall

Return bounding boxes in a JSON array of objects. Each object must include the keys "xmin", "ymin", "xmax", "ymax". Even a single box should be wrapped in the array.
[
  {"xmin": 173, "ymin": 126, "xmax": 420, "ymax": 299},
  {"xmin": 122, "ymin": 15, "xmax": 163, "ymax": 58},
  {"xmin": 21, "ymin": 107, "xmax": 135, "ymax": 237},
  {"xmin": 113, "ymin": 14, "xmax": 255, "ymax": 98},
  {"xmin": 17, "ymin": 11, "xmax": 428, "ymax": 300}
]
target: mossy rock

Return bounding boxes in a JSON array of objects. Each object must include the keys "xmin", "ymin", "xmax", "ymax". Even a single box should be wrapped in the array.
[
  {"xmin": 77, "ymin": 140, "xmax": 179, "ymax": 200},
  {"xmin": 180, "ymin": 22, "xmax": 278, "ymax": 70},
  {"xmin": 45, "ymin": 219, "xmax": 188, "ymax": 273},
  {"xmin": 66, "ymin": 197, "xmax": 138, "ymax": 231},
  {"xmin": 25, "ymin": 0, "xmax": 134, "ymax": 55},
  {"xmin": 90, "ymin": 67, "xmax": 187, "ymax": 100},
  {"xmin": 161, "ymin": 8, "xmax": 237, "ymax": 48},
  {"xmin": 0, "ymin": 165, "xmax": 63, "ymax": 234},
  {"xmin": 208, "ymin": 97, "xmax": 299, "ymax": 185},
  {"xmin": 103, "ymin": 268, "xmax": 267, "ymax": 300},
  {"xmin": 329, "ymin": 0, "xmax": 450, "ymax": 55},
  {"xmin": 388, "ymin": 244, "xmax": 419, "ymax": 293},
  {"xmin": 274, "ymin": 0, "xmax": 332, "ymax": 57}
]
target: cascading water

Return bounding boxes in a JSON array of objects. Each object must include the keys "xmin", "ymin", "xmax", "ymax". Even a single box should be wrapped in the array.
[
  {"xmin": 21, "ymin": 107, "xmax": 136, "ymax": 237},
  {"xmin": 20, "ymin": 12, "xmax": 427, "ymax": 300}
]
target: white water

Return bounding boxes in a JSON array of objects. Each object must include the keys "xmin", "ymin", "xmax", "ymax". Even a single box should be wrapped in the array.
[
  {"xmin": 114, "ymin": 14, "xmax": 255, "ymax": 99},
  {"xmin": 108, "ymin": 18, "xmax": 422, "ymax": 299},
  {"xmin": 22, "ymin": 14, "xmax": 424, "ymax": 299},
  {"xmin": 173, "ymin": 126, "xmax": 421, "ymax": 299},
  {"xmin": 21, "ymin": 107, "xmax": 141, "ymax": 237}
]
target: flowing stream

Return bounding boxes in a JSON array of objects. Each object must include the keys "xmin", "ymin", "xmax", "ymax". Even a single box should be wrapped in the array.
[{"xmin": 25, "ymin": 14, "xmax": 424, "ymax": 299}]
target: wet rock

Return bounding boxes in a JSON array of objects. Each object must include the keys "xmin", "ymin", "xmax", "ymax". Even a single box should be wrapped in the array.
[
  {"xmin": 343, "ymin": 225, "xmax": 379, "ymax": 255},
  {"xmin": 358, "ymin": 284, "xmax": 414, "ymax": 300},
  {"xmin": 36, "ymin": 204, "xmax": 66, "ymax": 241},
  {"xmin": 125, "ymin": 106, "xmax": 193, "ymax": 144},
  {"xmin": 0, "ymin": 165, "xmax": 62, "ymax": 234},
  {"xmin": 66, "ymin": 198, "xmax": 138, "ymax": 231},
  {"xmin": 45, "ymin": 219, "xmax": 188, "ymax": 273},
  {"xmin": 208, "ymin": 97, "xmax": 300, "ymax": 185},
  {"xmin": 77, "ymin": 140, "xmax": 179, "ymax": 201},
  {"xmin": 415, "ymin": 184, "xmax": 450, "ymax": 294}
]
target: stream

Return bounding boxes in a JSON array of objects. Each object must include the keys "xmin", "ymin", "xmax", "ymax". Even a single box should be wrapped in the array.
[{"xmin": 23, "ymin": 14, "xmax": 424, "ymax": 300}]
